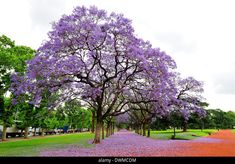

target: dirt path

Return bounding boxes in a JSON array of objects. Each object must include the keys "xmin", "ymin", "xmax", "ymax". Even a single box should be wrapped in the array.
[
  {"xmin": 181, "ymin": 130, "xmax": 235, "ymax": 156},
  {"xmin": 40, "ymin": 129, "xmax": 235, "ymax": 157}
]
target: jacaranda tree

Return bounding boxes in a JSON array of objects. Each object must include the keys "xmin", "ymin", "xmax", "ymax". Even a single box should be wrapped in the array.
[
  {"xmin": 11, "ymin": 6, "xmax": 182, "ymax": 143},
  {"xmin": 123, "ymin": 70, "xmax": 177, "ymax": 137},
  {"xmin": 172, "ymin": 76, "xmax": 206, "ymax": 132}
]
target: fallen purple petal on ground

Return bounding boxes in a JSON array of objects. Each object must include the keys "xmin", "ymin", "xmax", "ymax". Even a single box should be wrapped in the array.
[{"xmin": 40, "ymin": 130, "xmax": 225, "ymax": 157}]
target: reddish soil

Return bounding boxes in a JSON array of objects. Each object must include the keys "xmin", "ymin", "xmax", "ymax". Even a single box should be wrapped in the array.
[{"xmin": 179, "ymin": 130, "xmax": 235, "ymax": 156}]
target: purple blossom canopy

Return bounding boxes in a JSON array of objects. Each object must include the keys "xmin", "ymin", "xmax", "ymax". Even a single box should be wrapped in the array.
[
  {"xmin": 171, "ymin": 76, "xmax": 206, "ymax": 120},
  {"xmin": 11, "ymin": 6, "xmax": 177, "ymax": 117}
]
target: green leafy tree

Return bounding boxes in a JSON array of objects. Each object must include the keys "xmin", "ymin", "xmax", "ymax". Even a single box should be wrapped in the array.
[
  {"xmin": 0, "ymin": 97, "xmax": 14, "ymax": 140},
  {"xmin": 76, "ymin": 109, "xmax": 92, "ymax": 130},
  {"xmin": 225, "ymin": 111, "xmax": 235, "ymax": 129},
  {"xmin": 36, "ymin": 108, "xmax": 50, "ymax": 136},
  {"xmin": 212, "ymin": 109, "xmax": 226, "ymax": 129},
  {"xmin": 169, "ymin": 109, "xmax": 183, "ymax": 139},
  {"xmin": 0, "ymin": 35, "xmax": 35, "ymax": 141},
  {"xmin": 44, "ymin": 112, "xmax": 59, "ymax": 130},
  {"xmin": 188, "ymin": 102, "xmax": 209, "ymax": 131},
  {"xmin": 55, "ymin": 107, "xmax": 69, "ymax": 133},
  {"xmin": 151, "ymin": 117, "xmax": 170, "ymax": 131},
  {"xmin": 31, "ymin": 89, "xmax": 59, "ymax": 136},
  {"xmin": 14, "ymin": 103, "xmax": 35, "ymax": 138},
  {"xmin": 58, "ymin": 100, "xmax": 92, "ymax": 133},
  {"xmin": 202, "ymin": 109, "xmax": 235, "ymax": 129},
  {"xmin": 202, "ymin": 109, "xmax": 216, "ymax": 129}
]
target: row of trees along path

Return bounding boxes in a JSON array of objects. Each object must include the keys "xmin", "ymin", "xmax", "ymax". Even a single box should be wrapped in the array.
[{"xmin": 10, "ymin": 6, "xmax": 206, "ymax": 144}]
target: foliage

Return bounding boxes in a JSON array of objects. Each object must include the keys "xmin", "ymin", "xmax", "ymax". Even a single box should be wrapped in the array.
[
  {"xmin": 152, "ymin": 108, "xmax": 235, "ymax": 130},
  {"xmin": 58, "ymin": 100, "xmax": 92, "ymax": 129},
  {"xmin": 202, "ymin": 109, "xmax": 235, "ymax": 129},
  {"xmin": 0, "ymin": 35, "xmax": 34, "ymax": 128},
  {"xmin": 55, "ymin": 107, "xmax": 69, "ymax": 128},
  {"xmin": 43, "ymin": 112, "xmax": 60, "ymax": 130},
  {"xmin": 14, "ymin": 103, "xmax": 34, "ymax": 129},
  {"xmin": 0, "ymin": 34, "xmax": 34, "ymax": 96},
  {"xmin": 1, "ymin": 97, "xmax": 14, "ymax": 127}
]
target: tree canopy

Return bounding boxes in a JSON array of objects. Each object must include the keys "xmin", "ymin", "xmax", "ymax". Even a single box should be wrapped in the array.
[{"xmin": 9, "ymin": 6, "xmax": 206, "ymax": 143}]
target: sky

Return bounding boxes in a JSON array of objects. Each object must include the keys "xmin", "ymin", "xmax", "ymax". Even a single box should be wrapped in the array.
[{"xmin": 1, "ymin": 0, "xmax": 235, "ymax": 111}]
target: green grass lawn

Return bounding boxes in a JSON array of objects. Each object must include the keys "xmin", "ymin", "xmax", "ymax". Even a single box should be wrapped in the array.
[
  {"xmin": 150, "ymin": 129, "xmax": 218, "ymax": 140},
  {"xmin": 0, "ymin": 132, "xmax": 94, "ymax": 156}
]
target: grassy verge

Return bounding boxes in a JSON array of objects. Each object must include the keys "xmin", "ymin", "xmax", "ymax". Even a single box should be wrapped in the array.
[
  {"xmin": 0, "ymin": 132, "xmax": 94, "ymax": 156},
  {"xmin": 150, "ymin": 129, "xmax": 218, "ymax": 140}
]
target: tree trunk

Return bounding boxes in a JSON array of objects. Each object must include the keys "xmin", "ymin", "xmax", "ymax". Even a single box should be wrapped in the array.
[
  {"xmin": 2, "ymin": 125, "xmax": 7, "ymax": 141},
  {"xmin": 106, "ymin": 122, "xmax": 110, "ymax": 137},
  {"xmin": 143, "ymin": 123, "xmax": 146, "ymax": 136},
  {"xmin": 110, "ymin": 122, "xmax": 113, "ymax": 135},
  {"xmin": 34, "ymin": 127, "xmax": 36, "ymax": 136},
  {"xmin": 93, "ymin": 116, "xmax": 102, "ymax": 144},
  {"xmin": 110, "ymin": 122, "xmax": 112, "ymax": 135},
  {"xmin": 101, "ymin": 120, "xmax": 105, "ymax": 139},
  {"xmin": 81, "ymin": 112, "xmax": 84, "ymax": 132},
  {"xmin": 136, "ymin": 125, "xmax": 140, "ymax": 134},
  {"xmin": 91, "ymin": 111, "xmax": 95, "ymax": 133},
  {"xmin": 139, "ymin": 125, "xmax": 142, "ymax": 135},
  {"xmin": 41, "ymin": 128, "xmax": 45, "ymax": 137},
  {"xmin": 24, "ymin": 127, "xmax": 29, "ymax": 139},
  {"xmin": 147, "ymin": 126, "xmax": 150, "ymax": 137},
  {"xmin": 20, "ymin": 129, "xmax": 23, "ymax": 137},
  {"xmin": 201, "ymin": 120, "xmax": 204, "ymax": 132},
  {"xmin": 172, "ymin": 126, "xmax": 176, "ymax": 139},
  {"xmin": 134, "ymin": 126, "xmax": 137, "ymax": 133},
  {"xmin": 0, "ymin": 95, "xmax": 6, "ymax": 141},
  {"xmin": 106, "ymin": 126, "xmax": 109, "ymax": 138},
  {"xmin": 182, "ymin": 121, "xmax": 187, "ymax": 132},
  {"xmin": 112, "ymin": 122, "xmax": 115, "ymax": 135}
]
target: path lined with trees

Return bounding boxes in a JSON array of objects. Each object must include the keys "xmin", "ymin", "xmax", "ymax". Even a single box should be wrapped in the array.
[
  {"xmin": 40, "ymin": 129, "xmax": 235, "ymax": 156},
  {"xmin": 8, "ymin": 6, "xmax": 207, "ymax": 144},
  {"xmin": 1, "ymin": 5, "xmax": 235, "ymax": 158}
]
